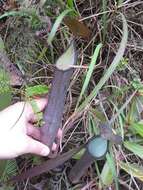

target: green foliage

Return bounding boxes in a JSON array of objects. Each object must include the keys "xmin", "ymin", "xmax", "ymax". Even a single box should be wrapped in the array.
[
  {"xmin": 0, "ymin": 92, "xmax": 11, "ymax": 111},
  {"xmin": 28, "ymin": 10, "xmax": 42, "ymax": 29},
  {"xmin": 119, "ymin": 161, "xmax": 143, "ymax": 182},
  {"xmin": 0, "ymin": 0, "xmax": 142, "ymax": 189},
  {"xmin": 102, "ymin": 0, "xmax": 108, "ymax": 42},
  {"xmin": 66, "ymin": 0, "xmax": 77, "ymax": 15},
  {"xmin": 0, "ymin": 69, "xmax": 11, "ymax": 110},
  {"xmin": 29, "ymin": 99, "xmax": 43, "ymax": 123},
  {"xmin": 25, "ymin": 84, "xmax": 49, "ymax": 97},
  {"xmin": 106, "ymin": 152, "xmax": 119, "ymax": 190},
  {"xmin": 100, "ymin": 161, "xmax": 113, "ymax": 187},
  {"xmin": 0, "ymin": 10, "xmax": 29, "ymax": 20},
  {"xmin": 47, "ymin": 9, "xmax": 72, "ymax": 44},
  {"xmin": 0, "ymin": 159, "xmax": 18, "ymax": 182},
  {"xmin": 124, "ymin": 141, "xmax": 143, "ymax": 159},
  {"xmin": 76, "ymin": 43, "xmax": 102, "ymax": 108},
  {"xmin": 88, "ymin": 113, "xmax": 99, "ymax": 136},
  {"xmin": 72, "ymin": 148, "xmax": 86, "ymax": 160},
  {"xmin": 0, "ymin": 9, "xmax": 42, "ymax": 30},
  {"xmin": 126, "ymin": 99, "xmax": 139, "ymax": 124},
  {"xmin": 25, "ymin": 84, "xmax": 49, "ymax": 123},
  {"xmin": 0, "ymin": 36, "xmax": 5, "ymax": 51},
  {"xmin": 131, "ymin": 122, "xmax": 143, "ymax": 137},
  {"xmin": 77, "ymin": 13, "xmax": 128, "ymax": 112},
  {"xmin": 0, "ymin": 69, "xmax": 10, "ymax": 94},
  {"xmin": 117, "ymin": 57, "xmax": 128, "ymax": 71},
  {"xmin": 131, "ymin": 78, "xmax": 143, "ymax": 95},
  {"xmin": 67, "ymin": 0, "xmax": 74, "ymax": 9}
]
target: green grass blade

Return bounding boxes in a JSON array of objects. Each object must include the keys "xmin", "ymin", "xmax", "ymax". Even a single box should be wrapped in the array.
[
  {"xmin": 77, "ymin": 13, "xmax": 128, "ymax": 113},
  {"xmin": 102, "ymin": 0, "xmax": 108, "ymax": 42},
  {"xmin": 76, "ymin": 43, "xmax": 102, "ymax": 109},
  {"xmin": 25, "ymin": 84, "xmax": 49, "ymax": 97},
  {"xmin": 131, "ymin": 122, "xmax": 143, "ymax": 137},
  {"xmin": 124, "ymin": 141, "xmax": 143, "ymax": 159},
  {"xmin": 106, "ymin": 152, "xmax": 119, "ymax": 190},
  {"xmin": 47, "ymin": 9, "xmax": 72, "ymax": 45},
  {"xmin": 100, "ymin": 161, "xmax": 113, "ymax": 188},
  {"xmin": 67, "ymin": 0, "xmax": 74, "ymax": 9},
  {"xmin": 119, "ymin": 161, "xmax": 143, "ymax": 182},
  {"xmin": 0, "ymin": 69, "xmax": 11, "ymax": 110},
  {"xmin": 0, "ymin": 36, "xmax": 5, "ymax": 51},
  {"xmin": 0, "ymin": 10, "xmax": 29, "ymax": 20},
  {"xmin": 1, "ymin": 159, "xmax": 18, "ymax": 182}
]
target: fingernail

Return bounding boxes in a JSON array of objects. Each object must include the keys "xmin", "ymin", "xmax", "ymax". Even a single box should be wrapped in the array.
[{"xmin": 41, "ymin": 147, "xmax": 50, "ymax": 156}]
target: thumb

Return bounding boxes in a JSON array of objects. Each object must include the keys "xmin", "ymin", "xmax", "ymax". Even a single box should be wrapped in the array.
[{"xmin": 26, "ymin": 137, "xmax": 50, "ymax": 156}]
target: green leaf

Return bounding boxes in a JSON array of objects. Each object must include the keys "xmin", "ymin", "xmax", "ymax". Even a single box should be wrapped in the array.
[
  {"xmin": 131, "ymin": 122, "xmax": 143, "ymax": 137},
  {"xmin": 0, "ymin": 69, "xmax": 10, "ymax": 93},
  {"xmin": 102, "ymin": 0, "xmax": 108, "ymax": 42},
  {"xmin": 131, "ymin": 78, "xmax": 143, "ymax": 91},
  {"xmin": 0, "ymin": 160, "xmax": 7, "ymax": 177},
  {"xmin": 77, "ymin": 13, "xmax": 128, "ymax": 112},
  {"xmin": 76, "ymin": 43, "xmax": 102, "ymax": 108},
  {"xmin": 29, "ymin": 99, "xmax": 43, "ymax": 123},
  {"xmin": 0, "ymin": 36, "xmax": 5, "ymax": 51},
  {"xmin": 124, "ymin": 141, "xmax": 143, "ymax": 159},
  {"xmin": 119, "ymin": 161, "xmax": 143, "ymax": 182},
  {"xmin": 0, "ymin": 69, "xmax": 11, "ymax": 110},
  {"xmin": 117, "ymin": 58, "xmax": 128, "ymax": 71},
  {"xmin": 25, "ymin": 84, "xmax": 49, "ymax": 97},
  {"xmin": 47, "ymin": 9, "xmax": 72, "ymax": 44},
  {"xmin": 0, "ymin": 159, "xmax": 18, "ymax": 182},
  {"xmin": 67, "ymin": 0, "xmax": 74, "ymax": 9},
  {"xmin": 66, "ymin": 0, "xmax": 77, "ymax": 17},
  {"xmin": 0, "ymin": 10, "xmax": 29, "ymax": 20},
  {"xmin": 88, "ymin": 113, "xmax": 99, "ymax": 136},
  {"xmin": 0, "ymin": 93, "xmax": 11, "ymax": 111},
  {"xmin": 72, "ymin": 148, "xmax": 86, "ymax": 160},
  {"xmin": 100, "ymin": 161, "xmax": 113, "ymax": 187},
  {"xmin": 106, "ymin": 152, "xmax": 119, "ymax": 190},
  {"xmin": 126, "ymin": 99, "xmax": 138, "ymax": 124}
]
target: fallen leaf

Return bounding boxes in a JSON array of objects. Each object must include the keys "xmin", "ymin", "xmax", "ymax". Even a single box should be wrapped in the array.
[{"xmin": 64, "ymin": 17, "xmax": 91, "ymax": 39}]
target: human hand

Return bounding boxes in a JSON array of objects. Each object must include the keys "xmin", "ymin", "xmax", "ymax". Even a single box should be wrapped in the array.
[{"xmin": 0, "ymin": 98, "xmax": 61, "ymax": 159}]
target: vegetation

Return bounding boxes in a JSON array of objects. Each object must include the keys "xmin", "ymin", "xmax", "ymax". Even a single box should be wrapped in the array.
[{"xmin": 0, "ymin": 0, "xmax": 143, "ymax": 189}]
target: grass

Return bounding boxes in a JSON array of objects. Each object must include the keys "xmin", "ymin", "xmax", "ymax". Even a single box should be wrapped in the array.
[
  {"xmin": 76, "ymin": 13, "xmax": 128, "ymax": 113},
  {"xmin": 75, "ymin": 43, "xmax": 102, "ymax": 109},
  {"xmin": 0, "ymin": 0, "xmax": 143, "ymax": 189}
]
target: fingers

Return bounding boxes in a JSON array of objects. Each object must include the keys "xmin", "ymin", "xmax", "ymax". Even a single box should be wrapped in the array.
[
  {"xmin": 25, "ymin": 98, "xmax": 48, "ymax": 122},
  {"xmin": 26, "ymin": 137, "xmax": 50, "ymax": 156},
  {"xmin": 26, "ymin": 124, "xmax": 41, "ymax": 141},
  {"xmin": 52, "ymin": 143, "xmax": 57, "ymax": 151},
  {"xmin": 26, "ymin": 127, "xmax": 62, "ymax": 152},
  {"xmin": 51, "ymin": 129, "xmax": 62, "ymax": 151},
  {"xmin": 57, "ymin": 128, "xmax": 62, "ymax": 139},
  {"xmin": 0, "ymin": 98, "xmax": 47, "ymax": 128}
]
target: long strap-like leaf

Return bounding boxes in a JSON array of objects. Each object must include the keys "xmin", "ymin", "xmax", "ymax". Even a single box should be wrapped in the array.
[{"xmin": 77, "ymin": 13, "xmax": 128, "ymax": 112}]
